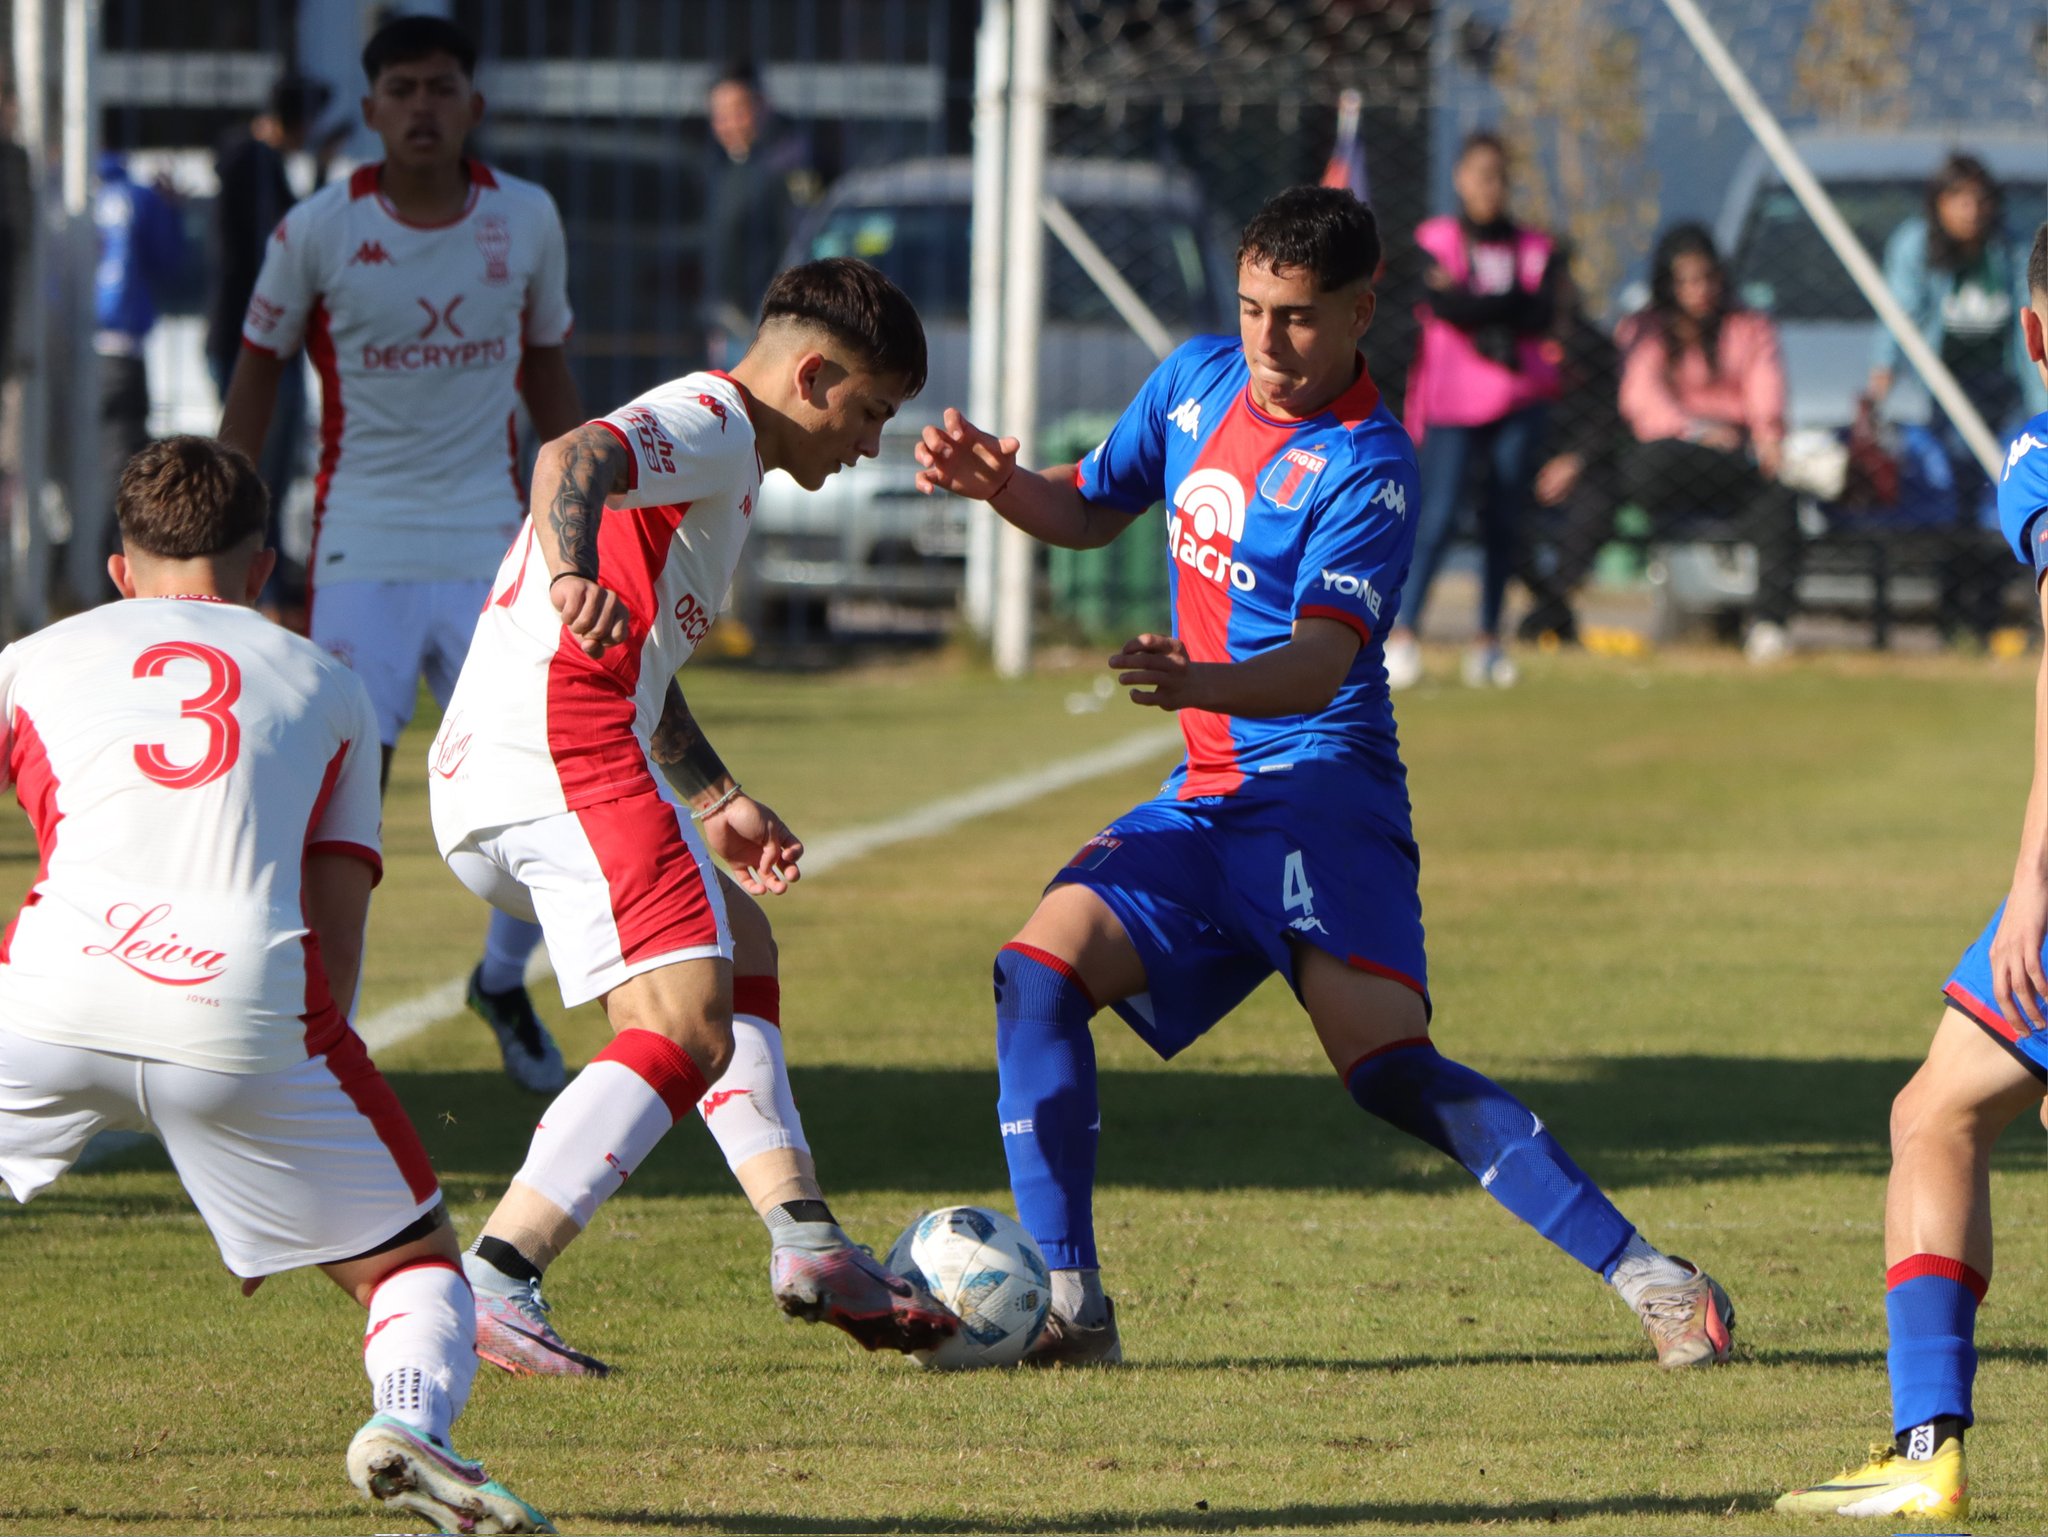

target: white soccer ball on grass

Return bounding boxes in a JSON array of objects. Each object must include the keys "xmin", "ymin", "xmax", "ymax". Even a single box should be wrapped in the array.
[{"xmin": 887, "ymin": 1205, "xmax": 1051, "ymax": 1370}]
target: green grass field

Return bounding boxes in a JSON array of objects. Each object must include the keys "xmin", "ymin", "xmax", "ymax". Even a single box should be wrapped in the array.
[{"xmin": 4, "ymin": 644, "xmax": 2048, "ymax": 1535}]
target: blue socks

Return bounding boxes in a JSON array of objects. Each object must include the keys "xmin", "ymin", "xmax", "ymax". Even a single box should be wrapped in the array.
[
  {"xmin": 993, "ymin": 943, "xmax": 1100, "ymax": 1271},
  {"xmin": 1886, "ymin": 1255, "xmax": 1983, "ymax": 1436},
  {"xmin": 477, "ymin": 911, "xmax": 543, "ymax": 995},
  {"xmin": 1344, "ymin": 1040, "xmax": 1634, "ymax": 1278}
]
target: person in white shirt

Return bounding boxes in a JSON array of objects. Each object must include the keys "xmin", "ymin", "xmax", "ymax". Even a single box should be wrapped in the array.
[
  {"xmin": 0, "ymin": 436, "xmax": 548, "ymax": 1534},
  {"xmin": 433, "ymin": 258, "xmax": 960, "ymax": 1374},
  {"xmin": 220, "ymin": 13, "xmax": 577, "ymax": 1096}
]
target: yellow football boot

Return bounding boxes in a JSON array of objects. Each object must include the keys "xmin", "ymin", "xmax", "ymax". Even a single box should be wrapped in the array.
[{"xmin": 1775, "ymin": 1438, "xmax": 1967, "ymax": 1520}]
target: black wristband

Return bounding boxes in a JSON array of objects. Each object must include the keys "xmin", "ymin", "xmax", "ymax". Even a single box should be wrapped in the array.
[{"xmin": 549, "ymin": 569, "xmax": 594, "ymax": 588}]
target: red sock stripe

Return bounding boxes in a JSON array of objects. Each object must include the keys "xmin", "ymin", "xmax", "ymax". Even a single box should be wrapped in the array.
[
  {"xmin": 370, "ymin": 1255, "xmax": 468, "ymax": 1298},
  {"xmin": 1000, "ymin": 942, "xmax": 1097, "ymax": 1012},
  {"xmin": 1339, "ymin": 1036, "xmax": 1435, "ymax": 1085},
  {"xmin": 1887, "ymin": 1253, "xmax": 1989, "ymax": 1303},
  {"xmin": 594, "ymin": 1028, "xmax": 709, "ymax": 1121},
  {"xmin": 733, "ymin": 975, "xmax": 781, "ymax": 1026}
]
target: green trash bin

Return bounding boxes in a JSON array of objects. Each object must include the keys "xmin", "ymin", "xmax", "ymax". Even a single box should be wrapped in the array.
[{"xmin": 1041, "ymin": 411, "xmax": 1170, "ymax": 639}]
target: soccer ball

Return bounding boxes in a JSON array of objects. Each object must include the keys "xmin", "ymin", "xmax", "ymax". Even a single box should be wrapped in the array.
[{"xmin": 887, "ymin": 1206, "xmax": 1052, "ymax": 1370}]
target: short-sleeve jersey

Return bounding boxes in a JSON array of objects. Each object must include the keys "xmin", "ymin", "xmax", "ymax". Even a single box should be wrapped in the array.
[
  {"xmin": 0, "ymin": 600, "xmax": 383, "ymax": 1074},
  {"xmin": 1999, "ymin": 411, "xmax": 2048, "ymax": 580},
  {"xmin": 428, "ymin": 370, "xmax": 763, "ymax": 846},
  {"xmin": 1076, "ymin": 334, "xmax": 1418, "ymax": 819},
  {"xmin": 240, "ymin": 160, "xmax": 573, "ymax": 587}
]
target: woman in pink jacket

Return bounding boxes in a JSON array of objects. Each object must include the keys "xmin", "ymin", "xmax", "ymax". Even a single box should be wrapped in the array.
[
  {"xmin": 1387, "ymin": 131, "xmax": 1563, "ymax": 690},
  {"xmin": 1617, "ymin": 223, "xmax": 1801, "ymax": 661}
]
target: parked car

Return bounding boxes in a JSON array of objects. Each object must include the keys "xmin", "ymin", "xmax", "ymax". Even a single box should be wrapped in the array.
[{"xmin": 740, "ymin": 156, "xmax": 1234, "ymax": 632}]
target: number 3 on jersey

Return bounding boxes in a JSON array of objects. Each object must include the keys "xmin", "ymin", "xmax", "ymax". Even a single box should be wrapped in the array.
[{"xmin": 133, "ymin": 642, "xmax": 242, "ymax": 789}]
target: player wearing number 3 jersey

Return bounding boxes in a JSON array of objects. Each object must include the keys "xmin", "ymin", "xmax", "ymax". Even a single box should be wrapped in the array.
[
  {"xmin": 0, "ymin": 438, "xmax": 549, "ymax": 1533},
  {"xmin": 917, "ymin": 186, "xmax": 1735, "ymax": 1369}
]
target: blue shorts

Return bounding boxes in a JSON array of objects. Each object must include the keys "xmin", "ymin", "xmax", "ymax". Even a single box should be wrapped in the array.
[
  {"xmin": 1943, "ymin": 899, "xmax": 2048, "ymax": 1078},
  {"xmin": 1048, "ymin": 767, "xmax": 1429, "ymax": 1059}
]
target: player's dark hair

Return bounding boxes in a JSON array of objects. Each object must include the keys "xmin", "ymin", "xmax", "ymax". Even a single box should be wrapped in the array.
[
  {"xmin": 2029, "ymin": 222, "xmax": 2048, "ymax": 301},
  {"xmin": 1237, "ymin": 185, "xmax": 1382, "ymax": 293},
  {"xmin": 265, "ymin": 71, "xmax": 329, "ymax": 133},
  {"xmin": 117, "ymin": 436, "xmax": 269, "ymax": 560},
  {"xmin": 759, "ymin": 257, "xmax": 927, "ymax": 395},
  {"xmin": 1924, "ymin": 152, "xmax": 2002, "ymax": 272},
  {"xmin": 714, "ymin": 59, "xmax": 763, "ymax": 94},
  {"xmin": 361, "ymin": 14, "xmax": 477, "ymax": 86}
]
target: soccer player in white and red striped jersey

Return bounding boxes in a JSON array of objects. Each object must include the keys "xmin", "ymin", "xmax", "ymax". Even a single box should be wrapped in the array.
[
  {"xmin": 430, "ymin": 259, "xmax": 958, "ymax": 1372},
  {"xmin": 0, "ymin": 438, "xmax": 548, "ymax": 1534},
  {"xmin": 220, "ymin": 14, "xmax": 577, "ymax": 1096}
]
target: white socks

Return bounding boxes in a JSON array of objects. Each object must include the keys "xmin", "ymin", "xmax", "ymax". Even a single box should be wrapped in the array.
[
  {"xmin": 476, "ymin": 911, "xmax": 542, "ymax": 995},
  {"xmin": 512, "ymin": 1029, "xmax": 707, "ymax": 1229},
  {"xmin": 363, "ymin": 1259, "xmax": 476, "ymax": 1447},
  {"xmin": 1051, "ymin": 1267, "xmax": 1109, "ymax": 1328},
  {"xmin": 699, "ymin": 982, "xmax": 809, "ymax": 1172},
  {"xmin": 1607, "ymin": 1232, "xmax": 1695, "ymax": 1309}
]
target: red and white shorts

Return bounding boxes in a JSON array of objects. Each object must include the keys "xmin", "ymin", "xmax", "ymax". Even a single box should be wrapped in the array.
[
  {"xmin": 444, "ymin": 784, "xmax": 732, "ymax": 1008},
  {"xmin": 0, "ymin": 1022, "xmax": 440, "ymax": 1278}
]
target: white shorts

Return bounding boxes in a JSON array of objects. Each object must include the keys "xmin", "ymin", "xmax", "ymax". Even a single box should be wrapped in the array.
[
  {"xmin": 0, "ymin": 1023, "xmax": 441, "ymax": 1277},
  {"xmin": 311, "ymin": 579, "xmax": 488, "ymax": 746},
  {"xmin": 445, "ymin": 783, "xmax": 732, "ymax": 1009}
]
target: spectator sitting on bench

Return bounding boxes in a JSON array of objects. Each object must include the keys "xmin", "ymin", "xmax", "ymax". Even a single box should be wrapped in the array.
[{"xmin": 1616, "ymin": 222, "xmax": 1802, "ymax": 664}]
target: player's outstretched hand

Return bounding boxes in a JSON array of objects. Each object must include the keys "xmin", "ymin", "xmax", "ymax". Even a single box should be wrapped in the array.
[
  {"xmin": 703, "ymin": 794, "xmax": 804, "ymax": 897},
  {"xmin": 1112, "ymin": 633, "xmax": 1207, "ymax": 712},
  {"xmin": 1989, "ymin": 875, "xmax": 2048, "ymax": 1033},
  {"xmin": 551, "ymin": 572, "xmax": 632, "ymax": 659},
  {"xmin": 914, "ymin": 407, "xmax": 1021, "ymax": 500}
]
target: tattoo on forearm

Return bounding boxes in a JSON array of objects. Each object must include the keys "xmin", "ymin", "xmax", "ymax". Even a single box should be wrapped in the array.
[
  {"xmin": 546, "ymin": 430, "xmax": 617, "ymax": 577},
  {"xmin": 651, "ymin": 680, "xmax": 730, "ymax": 798}
]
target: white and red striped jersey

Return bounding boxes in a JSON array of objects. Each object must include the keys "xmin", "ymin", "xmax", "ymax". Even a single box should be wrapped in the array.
[
  {"xmin": 429, "ymin": 370, "xmax": 762, "ymax": 845},
  {"xmin": 0, "ymin": 599, "xmax": 384, "ymax": 1074},
  {"xmin": 241, "ymin": 159, "xmax": 573, "ymax": 587}
]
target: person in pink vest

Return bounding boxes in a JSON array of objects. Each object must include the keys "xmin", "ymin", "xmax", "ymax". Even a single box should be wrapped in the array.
[
  {"xmin": 1386, "ymin": 131, "xmax": 1563, "ymax": 690},
  {"xmin": 1616, "ymin": 222, "xmax": 1801, "ymax": 663}
]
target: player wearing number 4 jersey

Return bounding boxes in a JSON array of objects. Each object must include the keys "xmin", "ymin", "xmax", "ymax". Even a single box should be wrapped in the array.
[
  {"xmin": 0, "ymin": 438, "xmax": 547, "ymax": 1534},
  {"xmin": 916, "ymin": 186, "xmax": 1734, "ymax": 1369},
  {"xmin": 431, "ymin": 258, "xmax": 958, "ymax": 1372},
  {"xmin": 220, "ymin": 14, "xmax": 577, "ymax": 1096}
]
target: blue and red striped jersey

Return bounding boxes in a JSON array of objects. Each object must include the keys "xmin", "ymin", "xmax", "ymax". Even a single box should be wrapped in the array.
[{"xmin": 1077, "ymin": 333, "xmax": 1418, "ymax": 814}]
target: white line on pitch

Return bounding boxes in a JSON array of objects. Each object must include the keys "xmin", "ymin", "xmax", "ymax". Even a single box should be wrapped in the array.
[{"xmin": 355, "ymin": 724, "xmax": 1180, "ymax": 1052}]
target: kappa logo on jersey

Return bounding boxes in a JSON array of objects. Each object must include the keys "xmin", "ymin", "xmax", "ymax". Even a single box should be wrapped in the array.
[
  {"xmin": 1371, "ymin": 479, "xmax": 1409, "ymax": 519},
  {"xmin": 244, "ymin": 294, "xmax": 285, "ymax": 335},
  {"xmin": 1168, "ymin": 468, "xmax": 1257, "ymax": 591},
  {"xmin": 1065, "ymin": 834, "xmax": 1122, "ymax": 870},
  {"xmin": 475, "ymin": 213, "xmax": 511, "ymax": 285},
  {"xmin": 696, "ymin": 393, "xmax": 729, "ymax": 431},
  {"xmin": 618, "ymin": 407, "xmax": 677, "ymax": 475},
  {"xmin": 1318, "ymin": 567, "xmax": 1383, "ymax": 620},
  {"xmin": 1167, "ymin": 397, "xmax": 1202, "ymax": 438},
  {"xmin": 2005, "ymin": 431, "xmax": 2048, "ymax": 481},
  {"xmin": 82, "ymin": 902, "xmax": 229, "ymax": 988},
  {"xmin": 348, "ymin": 240, "xmax": 393, "ymax": 267},
  {"xmin": 416, "ymin": 295, "xmax": 466, "ymax": 339},
  {"xmin": 1259, "ymin": 446, "xmax": 1329, "ymax": 511}
]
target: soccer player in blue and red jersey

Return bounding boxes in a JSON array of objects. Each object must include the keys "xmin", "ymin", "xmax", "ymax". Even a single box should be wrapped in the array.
[
  {"xmin": 1777, "ymin": 224, "xmax": 2048, "ymax": 1523},
  {"xmin": 915, "ymin": 186, "xmax": 1734, "ymax": 1368}
]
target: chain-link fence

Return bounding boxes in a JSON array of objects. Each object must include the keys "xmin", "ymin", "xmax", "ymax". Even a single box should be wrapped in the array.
[{"xmin": 4, "ymin": 1, "xmax": 2047, "ymax": 657}]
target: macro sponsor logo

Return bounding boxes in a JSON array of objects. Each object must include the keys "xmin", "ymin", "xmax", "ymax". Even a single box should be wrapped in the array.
[
  {"xmin": 1318, "ymin": 567, "xmax": 1383, "ymax": 619},
  {"xmin": 348, "ymin": 240, "xmax": 393, "ymax": 266},
  {"xmin": 617, "ymin": 406, "xmax": 677, "ymax": 476},
  {"xmin": 83, "ymin": 902, "xmax": 229, "ymax": 988},
  {"xmin": 1168, "ymin": 468, "xmax": 1256, "ymax": 591},
  {"xmin": 361, "ymin": 336, "xmax": 508, "ymax": 372}
]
